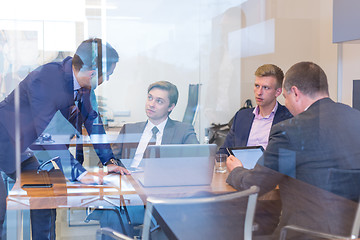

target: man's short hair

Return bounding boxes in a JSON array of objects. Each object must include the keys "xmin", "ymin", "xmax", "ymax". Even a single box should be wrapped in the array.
[
  {"xmin": 284, "ymin": 61, "xmax": 329, "ymax": 97},
  {"xmin": 255, "ymin": 64, "xmax": 284, "ymax": 89},
  {"xmin": 72, "ymin": 38, "xmax": 119, "ymax": 78},
  {"xmin": 148, "ymin": 81, "xmax": 179, "ymax": 106}
]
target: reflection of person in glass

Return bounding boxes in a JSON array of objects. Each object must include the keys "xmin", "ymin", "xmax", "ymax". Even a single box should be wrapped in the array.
[
  {"xmin": 226, "ymin": 62, "xmax": 360, "ymax": 238},
  {"xmin": 0, "ymin": 38, "xmax": 127, "ymax": 239}
]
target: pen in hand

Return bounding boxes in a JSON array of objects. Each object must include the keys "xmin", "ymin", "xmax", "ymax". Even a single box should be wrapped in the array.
[{"xmin": 226, "ymin": 148, "xmax": 232, "ymax": 156}]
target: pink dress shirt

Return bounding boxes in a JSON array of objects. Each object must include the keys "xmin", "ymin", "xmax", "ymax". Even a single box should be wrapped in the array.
[{"xmin": 247, "ymin": 102, "xmax": 278, "ymax": 149}]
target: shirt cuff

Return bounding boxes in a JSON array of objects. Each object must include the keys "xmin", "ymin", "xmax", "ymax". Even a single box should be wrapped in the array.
[{"xmin": 77, "ymin": 171, "xmax": 88, "ymax": 181}]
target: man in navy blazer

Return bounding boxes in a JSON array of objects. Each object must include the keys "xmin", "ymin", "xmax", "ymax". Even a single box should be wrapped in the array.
[
  {"xmin": 218, "ymin": 64, "xmax": 292, "ymax": 154},
  {"xmin": 0, "ymin": 38, "xmax": 127, "ymax": 239},
  {"xmin": 226, "ymin": 62, "xmax": 360, "ymax": 238}
]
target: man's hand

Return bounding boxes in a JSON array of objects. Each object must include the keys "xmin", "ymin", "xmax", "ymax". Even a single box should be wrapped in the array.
[
  {"xmin": 226, "ymin": 155, "xmax": 243, "ymax": 172},
  {"xmin": 106, "ymin": 164, "xmax": 130, "ymax": 175},
  {"xmin": 79, "ymin": 171, "xmax": 107, "ymax": 185}
]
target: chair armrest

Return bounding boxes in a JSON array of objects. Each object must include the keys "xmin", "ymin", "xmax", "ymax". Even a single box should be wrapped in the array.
[
  {"xmin": 280, "ymin": 225, "xmax": 350, "ymax": 240},
  {"xmin": 96, "ymin": 227, "xmax": 133, "ymax": 240}
]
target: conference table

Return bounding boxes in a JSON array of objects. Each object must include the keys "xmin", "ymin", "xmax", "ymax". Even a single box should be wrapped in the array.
[
  {"xmin": 7, "ymin": 156, "xmax": 357, "ymax": 240},
  {"xmin": 7, "ymin": 168, "xmax": 282, "ymax": 240}
]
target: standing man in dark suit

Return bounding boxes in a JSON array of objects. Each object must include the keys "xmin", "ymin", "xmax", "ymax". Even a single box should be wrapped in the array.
[
  {"xmin": 0, "ymin": 38, "xmax": 128, "ymax": 239},
  {"xmin": 226, "ymin": 62, "xmax": 360, "ymax": 238},
  {"xmin": 113, "ymin": 80, "xmax": 199, "ymax": 168},
  {"xmin": 218, "ymin": 64, "xmax": 292, "ymax": 154}
]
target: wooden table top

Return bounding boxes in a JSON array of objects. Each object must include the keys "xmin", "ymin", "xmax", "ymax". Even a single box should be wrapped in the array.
[{"xmin": 7, "ymin": 170, "xmax": 235, "ymax": 210}]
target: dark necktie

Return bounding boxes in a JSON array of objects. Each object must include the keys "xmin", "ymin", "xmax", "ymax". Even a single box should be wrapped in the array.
[
  {"xmin": 143, "ymin": 126, "xmax": 159, "ymax": 158},
  {"xmin": 74, "ymin": 89, "xmax": 80, "ymax": 101},
  {"xmin": 74, "ymin": 89, "xmax": 83, "ymax": 109},
  {"xmin": 149, "ymin": 126, "xmax": 159, "ymax": 145},
  {"xmin": 69, "ymin": 89, "xmax": 82, "ymax": 126},
  {"xmin": 73, "ymin": 89, "xmax": 84, "ymax": 164},
  {"xmin": 72, "ymin": 88, "xmax": 84, "ymax": 129}
]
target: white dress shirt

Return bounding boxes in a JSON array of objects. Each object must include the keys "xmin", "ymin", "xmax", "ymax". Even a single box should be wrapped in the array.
[{"xmin": 130, "ymin": 118, "xmax": 168, "ymax": 168}]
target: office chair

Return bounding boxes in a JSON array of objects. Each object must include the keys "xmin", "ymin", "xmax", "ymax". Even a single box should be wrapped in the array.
[
  {"xmin": 182, "ymin": 84, "xmax": 200, "ymax": 126},
  {"xmin": 96, "ymin": 185, "xmax": 259, "ymax": 240}
]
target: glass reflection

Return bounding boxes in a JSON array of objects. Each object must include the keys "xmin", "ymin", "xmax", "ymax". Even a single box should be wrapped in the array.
[{"xmin": 0, "ymin": 0, "xmax": 358, "ymax": 239}]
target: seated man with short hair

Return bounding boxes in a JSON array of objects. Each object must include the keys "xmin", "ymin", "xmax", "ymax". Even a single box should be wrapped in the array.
[
  {"xmin": 218, "ymin": 64, "xmax": 292, "ymax": 154},
  {"xmin": 89, "ymin": 81, "xmax": 199, "ymax": 238},
  {"xmin": 113, "ymin": 81, "xmax": 199, "ymax": 167}
]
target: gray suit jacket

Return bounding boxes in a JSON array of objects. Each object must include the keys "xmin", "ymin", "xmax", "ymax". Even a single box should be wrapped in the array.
[
  {"xmin": 112, "ymin": 118, "xmax": 199, "ymax": 159},
  {"xmin": 227, "ymin": 98, "xmax": 360, "ymax": 238}
]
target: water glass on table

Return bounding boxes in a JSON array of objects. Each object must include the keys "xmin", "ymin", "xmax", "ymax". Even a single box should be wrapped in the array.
[{"xmin": 215, "ymin": 153, "xmax": 227, "ymax": 173}]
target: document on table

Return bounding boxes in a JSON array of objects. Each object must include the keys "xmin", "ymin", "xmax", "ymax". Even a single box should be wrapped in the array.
[{"xmin": 103, "ymin": 174, "xmax": 135, "ymax": 191}]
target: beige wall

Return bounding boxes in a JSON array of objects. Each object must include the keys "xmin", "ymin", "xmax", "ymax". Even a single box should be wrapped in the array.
[
  {"xmin": 198, "ymin": 0, "xmax": 341, "ymax": 142},
  {"xmin": 238, "ymin": 0, "xmax": 337, "ymax": 106}
]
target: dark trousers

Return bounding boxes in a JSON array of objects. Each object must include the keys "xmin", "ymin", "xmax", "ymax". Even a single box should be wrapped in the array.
[
  {"xmin": 0, "ymin": 121, "xmax": 56, "ymax": 240},
  {"xmin": 0, "ymin": 175, "xmax": 6, "ymax": 240}
]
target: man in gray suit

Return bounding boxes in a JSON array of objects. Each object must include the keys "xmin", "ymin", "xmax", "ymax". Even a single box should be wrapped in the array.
[
  {"xmin": 113, "ymin": 80, "xmax": 199, "ymax": 168},
  {"xmin": 91, "ymin": 81, "xmax": 199, "ymax": 238},
  {"xmin": 226, "ymin": 62, "xmax": 360, "ymax": 239}
]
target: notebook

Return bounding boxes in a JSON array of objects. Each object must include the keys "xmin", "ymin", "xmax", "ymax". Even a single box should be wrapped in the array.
[
  {"xmin": 227, "ymin": 146, "xmax": 264, "ymax": 169},
  {"xmin": 137, "ymin": 144, "xmax": 217, "ymax": 187}
]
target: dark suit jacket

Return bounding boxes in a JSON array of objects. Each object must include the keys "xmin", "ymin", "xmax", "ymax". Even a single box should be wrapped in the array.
[
  {"xmin": 227, "ymin": 98, "xmax": 360, "ymax": 238},
  {"xmin": 218, "ymin": 102, "xmax": 292, "ymax": 154},
  {"xmin": 0, "ymin": 57, "xmax": 114, "ymax": 179},
  {"xmin": 112, "ymin": 118, "xmax": 199, "ymax": 159}
]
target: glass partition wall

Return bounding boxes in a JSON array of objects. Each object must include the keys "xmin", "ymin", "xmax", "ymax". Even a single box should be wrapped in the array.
[
  {"xmin": 1, "ymin": 0, "xmax": 359, "ymax": 239},
  {"xmin": 0, "ymin": 0, "xmax": 341, "ymax": 144}
]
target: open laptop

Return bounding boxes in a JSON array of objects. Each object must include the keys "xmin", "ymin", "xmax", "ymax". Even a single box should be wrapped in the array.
[
  {"xmin": 137, "ymin": 144, "xmax": 217, "ymax": 187},
  {"xmin": 227, "ymin": 146, "xmax": 264, "ymax": 169}
]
